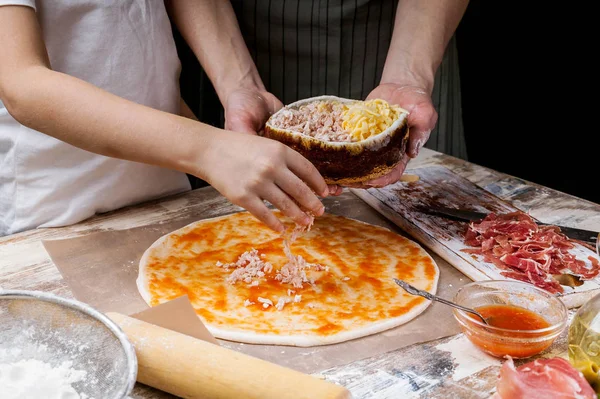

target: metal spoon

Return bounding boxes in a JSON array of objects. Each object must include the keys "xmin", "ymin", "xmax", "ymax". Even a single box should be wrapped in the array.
[{"xmin": 393, "ymin": 278, "xmax": 490, "ymax": 325}]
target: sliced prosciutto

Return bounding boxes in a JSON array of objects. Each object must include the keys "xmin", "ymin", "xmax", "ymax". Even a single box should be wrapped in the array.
[
  {"xmin": 463, "ymin": 212, "xmax": 600, "ymax": 294},
  {"xmin": 493, "ymin": 357, "xmax": 595, "ymax": 399}
]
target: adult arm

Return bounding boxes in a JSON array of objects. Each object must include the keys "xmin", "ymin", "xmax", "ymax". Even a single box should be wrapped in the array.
[
  {"xmin": 165, "ymin": 0, "xmax": 282, "ymax": 134},
  {"xmin": 166, "ymin": 1, "xmax": 342, "ymax": 196},
  {"xmin": 363, "ymin": 0, "xmax": 469, "ymax": 187},
  {"xmin": 0, "ymin": 5, "xmax": 327, "ymax": 230}
]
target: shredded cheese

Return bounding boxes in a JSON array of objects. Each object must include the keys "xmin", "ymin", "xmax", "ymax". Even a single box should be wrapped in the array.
[{"xmin": 341, "ymin": 99, "xmax": 407, "ymax": 141}]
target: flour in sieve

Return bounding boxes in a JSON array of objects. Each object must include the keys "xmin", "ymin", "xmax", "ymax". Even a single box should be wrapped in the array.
[{"xmin": 0, "ymin": 357, "xmax": 90, "ymax": 399}]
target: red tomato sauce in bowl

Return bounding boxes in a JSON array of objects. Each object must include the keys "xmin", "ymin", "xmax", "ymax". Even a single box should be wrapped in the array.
[{"xmin": 453, "ymin": 281, "xmax": 567, "ymax": 359}]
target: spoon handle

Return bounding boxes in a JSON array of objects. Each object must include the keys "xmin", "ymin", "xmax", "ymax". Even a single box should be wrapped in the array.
[
  {"xmin": 393, "ymin": 278, "xmax": 488, "ymax": 325},
  {"xmin": 430, "ymin": 296, "xmax": 486, "ymax": 321}
]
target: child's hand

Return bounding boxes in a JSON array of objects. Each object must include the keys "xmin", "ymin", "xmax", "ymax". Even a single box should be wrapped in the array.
[{"xmin": 198, "ymin": 131, "xmax": 328, "ymax": 232}]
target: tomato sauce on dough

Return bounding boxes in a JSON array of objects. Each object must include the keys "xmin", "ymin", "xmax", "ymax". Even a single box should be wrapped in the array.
[{"xmin": 141, "ymin": 212, "xmax": 439, "ymax": 343}]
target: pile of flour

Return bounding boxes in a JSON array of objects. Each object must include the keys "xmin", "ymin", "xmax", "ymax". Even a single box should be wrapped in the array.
[{"xmin": 0, "ymin": 358, "xmax": 88, "ymax": 399}]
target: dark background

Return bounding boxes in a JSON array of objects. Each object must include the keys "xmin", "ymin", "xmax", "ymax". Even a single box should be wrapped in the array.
[
  {"xmin": 172, "ymin": 1, "xmax": 598, "ymax": 204},
  {"xmin": 455, "ymin": 2, "xmax": 596, "ymax": 204}
]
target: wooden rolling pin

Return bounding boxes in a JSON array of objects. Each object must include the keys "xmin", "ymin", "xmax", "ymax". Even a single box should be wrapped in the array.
[{"xmin": 107, "ymin": 312, "xmax": 351, "ymax": 399}]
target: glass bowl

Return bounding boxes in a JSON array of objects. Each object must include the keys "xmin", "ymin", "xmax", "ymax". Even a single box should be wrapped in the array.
[{"xmin": 453, "ymin": 280, "xmax": 568, "ymax": 358}]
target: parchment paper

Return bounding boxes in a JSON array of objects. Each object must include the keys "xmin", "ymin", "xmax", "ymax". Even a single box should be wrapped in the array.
[
  {"xmin": 131, "ymin": 295, "xmax": 219, "ymax": 346},
  {"xmin": 42, "ymin": 193, "xmax": 468, "ymax": 374}
]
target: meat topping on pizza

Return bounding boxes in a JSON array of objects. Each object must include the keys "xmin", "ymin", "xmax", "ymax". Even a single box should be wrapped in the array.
[
  {"xmin": 217, "ymin": 248, "xmax": 273, "ymax": 286},
  {"xmin": 257, "ymin": 297, "xmax": 273, "ymax": 308},
  {"xmin": 276, "ymin": 296, "xmax": 293, "ymax": 311},
  {"xmin": 276, "ymin": 216, "xmax": 325, "ymax": 288},
  {"xmin": 216, "ymin": 217, "xmax": 328, "ymax": 309}
]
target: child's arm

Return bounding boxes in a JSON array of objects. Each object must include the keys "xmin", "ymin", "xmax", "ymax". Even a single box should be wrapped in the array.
[{"xmin": 0, "ymin": 5, "xmax": 327, "ymax": 231}]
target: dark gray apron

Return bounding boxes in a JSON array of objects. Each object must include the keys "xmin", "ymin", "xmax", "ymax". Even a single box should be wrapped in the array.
[{"xmin": 182, "ymin": 0, "xmax": 467, "ymax": 165}]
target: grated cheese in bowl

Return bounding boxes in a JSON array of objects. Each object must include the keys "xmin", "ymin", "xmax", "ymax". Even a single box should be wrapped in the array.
[{"xmin": 341, "ymin": 99, "xmax": 407, "ymax": 141}]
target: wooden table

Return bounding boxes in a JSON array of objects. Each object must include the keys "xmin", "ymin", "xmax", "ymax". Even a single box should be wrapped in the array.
[{"xmin": 1, "ymin": 148, "xmax": 598, "ymax": 398}]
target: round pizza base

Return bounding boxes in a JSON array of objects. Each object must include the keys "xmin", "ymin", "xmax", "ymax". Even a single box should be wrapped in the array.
[{"xmin": 137, "ymin": 212, "xmax": 439, "ymax": 347}]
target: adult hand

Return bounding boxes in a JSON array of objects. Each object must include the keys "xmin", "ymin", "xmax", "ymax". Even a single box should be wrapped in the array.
[
  {"xmin": 200, "ymin": 130, "xmax": 329, "ymax": 233},
  {"xmin": 224, "ymin": 88, "xmax": 344, "ymax": 197},
  {"xmin": 351, "ymin": 83, "xmax": 438, "ymax": 188},
  {"xmin": 224, "ymin": 87, "xmax": 283, "ymax": 135}
]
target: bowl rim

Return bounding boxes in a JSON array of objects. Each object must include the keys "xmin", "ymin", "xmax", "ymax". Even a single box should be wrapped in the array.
[
  {"xmin": 265, "ymin": 95, "xmax": 409, "ymax": 148},
  {"xmin": 452, "ymin": 280, "xmax": 568, "ymax": 335},
  {"xmin": 0, "ymin": 289, "xmax": 138, "ymax": 398}
]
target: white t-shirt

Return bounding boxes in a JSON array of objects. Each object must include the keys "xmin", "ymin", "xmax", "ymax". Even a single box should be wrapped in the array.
[{"xmin": 0, "ymin": 0, "xmax": 192, "ymax": 235}]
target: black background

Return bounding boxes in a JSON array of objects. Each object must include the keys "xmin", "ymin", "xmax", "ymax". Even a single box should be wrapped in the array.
[{"xmin": 455, "ymin": 1, "xmax": 597, "ymax": 203}]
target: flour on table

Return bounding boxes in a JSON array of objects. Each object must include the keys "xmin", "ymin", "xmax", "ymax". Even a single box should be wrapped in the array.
[
  {"xmin": 435, "ymin": 335, "xmax": 501, "ymax": 381},
  {"xmin": 0, "ymin": 358, "xmax": 89, "ymax": 399},
  {"xmin": 344, "ymin": 369, "xmax": 439, "ymax": 399}
]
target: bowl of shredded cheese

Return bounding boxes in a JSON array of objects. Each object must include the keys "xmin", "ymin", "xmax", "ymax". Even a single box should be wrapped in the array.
[{"xmin": 263, "ymin": 95, "xmax": 409, "ymax": 185}]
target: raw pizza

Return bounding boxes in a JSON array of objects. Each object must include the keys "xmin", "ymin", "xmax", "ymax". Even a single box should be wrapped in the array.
[{"xmin": 137, "ymin": 211, "xmax": 439, "ymax": 346}]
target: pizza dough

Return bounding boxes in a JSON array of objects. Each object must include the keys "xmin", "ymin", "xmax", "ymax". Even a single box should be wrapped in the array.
[{"xmin": 137, "ymin": 212, "xmax": 439, "ymax": 346}]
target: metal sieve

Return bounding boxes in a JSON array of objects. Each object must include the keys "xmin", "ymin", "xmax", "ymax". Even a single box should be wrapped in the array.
[{"xmin": 0, "ymin": 289, "xmax": 137, "ymax": 399}]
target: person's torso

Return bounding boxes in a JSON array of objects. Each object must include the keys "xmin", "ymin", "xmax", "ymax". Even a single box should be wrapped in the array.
[
  {"xmin": 231, "ymin": 0, "xmax": 398, "ymax": 104},
  {"xmin": 0, "ymin": 0, "xmax": 191, "ymax": 235},
  {"xmin": 188, "ymin": 0, "xmax": 466, "ymax": 162}
]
